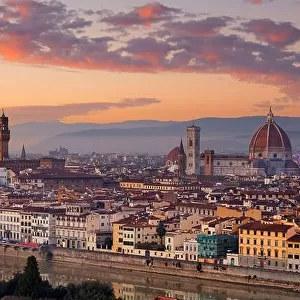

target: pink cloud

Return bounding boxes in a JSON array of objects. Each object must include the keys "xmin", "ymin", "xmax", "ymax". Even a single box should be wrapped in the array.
[
  {"xmin": 0, "ymin": 0, "xmax": 300, "ymax": 103},
  {"xmin": 242, "ymin": 19, "xmax": 300, "ymax": 47},
  {"xmin": 245, "ymin": 0, "xmax": 274, "ymax": 4},
  {"xmin": 101, "ymin": 2, "xmax": 181, "ymax": 27}
]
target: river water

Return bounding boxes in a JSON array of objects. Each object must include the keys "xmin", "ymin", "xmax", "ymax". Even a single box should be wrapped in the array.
[{"xmin": 0, "ymin": 256, "xmax": 299, "ymax": 300}]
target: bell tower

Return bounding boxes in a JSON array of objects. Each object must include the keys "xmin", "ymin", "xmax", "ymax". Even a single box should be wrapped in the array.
[
  {"xmin": 186, "ymin": 122, "xmax": 201, "ymax": 175},
  {"xmin": 0, "ymin": 110, "xmax": 10, "ymax": 161}
]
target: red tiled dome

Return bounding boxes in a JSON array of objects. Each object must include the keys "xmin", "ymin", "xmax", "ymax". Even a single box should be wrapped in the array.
[
  {"xmin": 249, "ymin": 108, "xmax": 292, "ymax": 159},
  {"xmin": 167, "ymin": 147, "xmax": 180, "ymax": 162},
  {"xmin": 167, "ymin": 140, "xmax": 185, "ymax": 163}
]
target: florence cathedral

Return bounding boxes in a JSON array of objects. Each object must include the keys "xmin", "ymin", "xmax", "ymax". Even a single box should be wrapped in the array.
[{"xmin": 166, "ymin": 108, "xmax": 300, "ymax": 177}]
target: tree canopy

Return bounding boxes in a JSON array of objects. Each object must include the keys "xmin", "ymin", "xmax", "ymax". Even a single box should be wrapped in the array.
[{"xmin": 156, "ymin": 221, "xmax": 166, "ymax": 245}]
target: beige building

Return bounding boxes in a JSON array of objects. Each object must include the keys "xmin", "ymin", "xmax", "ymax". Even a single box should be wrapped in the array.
[
  {"xmin": 56, "ymin": 203, "xmax": 90, "ymax": 249},
  {"xmin": 0, "ymin": 206, "xmax": 21, "ymax": 241},
  {"xmin": 165, "ymin": 231, "xmax": 195, "ymax": 252}
]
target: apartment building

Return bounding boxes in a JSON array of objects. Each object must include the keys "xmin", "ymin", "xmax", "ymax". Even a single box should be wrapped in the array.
[
  {"xmin": 287, "ymin": 233, "xmax": 300, "ymax": 272},
  {"xmin": 20, "ymin": 211, "xmax": 32, "ymax": 243},
  {"xmin": 0, "ymin": 206, "xmax": 21, "ymax": 241},
  {"xmin": 112, "ymin": 216, "xmax": 158, "ymax": 253},
  {"xmin": 25, "ymin": 206, "xmax": 65, "ymax": 245},
  {"xmin": 56, "ymin": 203, "xmax": 90, "ymax": 249},
  {"xmin": 238, "ymin": 221, "xmax": 295, "ymax": 270}
]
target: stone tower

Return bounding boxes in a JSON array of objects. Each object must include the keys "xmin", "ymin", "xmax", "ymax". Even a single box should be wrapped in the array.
[
  {"xmin": 0, "ymin": 110, "xmax": 10, "ymax": 161},
  {"xmin": 186, "ymin": 123, "xmax": 201, "ymax": 175},
  {"xmin": 204, "ymin": 150, "xmax": 214, "ymax": 176}
]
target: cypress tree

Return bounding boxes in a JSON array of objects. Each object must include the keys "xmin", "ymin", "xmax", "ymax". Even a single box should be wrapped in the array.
[{"xmin": 14, "ymin": 256, "xmax": 43, "ymax": 299}]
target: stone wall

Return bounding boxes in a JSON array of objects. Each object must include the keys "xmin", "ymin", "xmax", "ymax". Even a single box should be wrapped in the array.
[
  {"xmin": 1, "ymin": 245, "xmax": 300, "ymax": 291},
  {"xmin": 51, "ymin": 248, "xmax": 300, "ymax": 289},
  {"xmin": 0, "ymin": 245, "xmax": 42, "ymax": 260}
]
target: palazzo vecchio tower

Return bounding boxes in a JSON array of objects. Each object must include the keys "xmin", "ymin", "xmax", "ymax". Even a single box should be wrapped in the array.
[{"xmin": 0, "ymin": 111, "xmax": 10, "ymax": 161}]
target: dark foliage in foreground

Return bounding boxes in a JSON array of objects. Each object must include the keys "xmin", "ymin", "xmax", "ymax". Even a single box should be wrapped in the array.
[{"xmin": 0, "ymin": 256, "xmax": 122, "ymax": 300}]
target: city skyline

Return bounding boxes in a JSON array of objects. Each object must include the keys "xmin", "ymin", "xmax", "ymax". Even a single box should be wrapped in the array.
[{"xmin": 1, "ymin": 0, "xmax": 300, "ymax": 124}]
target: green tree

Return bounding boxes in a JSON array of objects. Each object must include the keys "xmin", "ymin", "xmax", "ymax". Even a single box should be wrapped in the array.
[
  {"xmin": 14, "ymin": 256, "xmax": 43, "ymax": 299},
  {"xmin": 65, "ymin": 281, "xmax": 118, "ymax": 300},
  {"xmin": 156, "ymin": 221, "xmax": 166, "ymax": 245}
]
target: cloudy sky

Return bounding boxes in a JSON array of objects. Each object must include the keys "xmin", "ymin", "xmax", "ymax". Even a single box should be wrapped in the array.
[{"xmin": 1, "ymin": 0, "xmax": 300, "ymax": 124}]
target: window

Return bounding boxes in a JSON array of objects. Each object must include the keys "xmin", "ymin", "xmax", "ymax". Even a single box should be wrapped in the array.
[
  {"xmin": 288, "ymin": 254, "xmax": 293, "ymax": 259},
  {"xmin": 295, "ymin": 255, "xmax": 299, "ymax": 260},
  {"xmin": 254, "ymin": 239, "xmax": 257, "ymax": 245},
  {"xmin": 289, "ymin": 264, "xmax": 293, "ymax": 270},
  {"xmin": 288, "ymin": 243, "xmax": 293, "ymax": 248},
  {"xmin": 260, "ymin": 239, "xmax": 264, "ymax": 246},
  {"xmin": 295, "ymin": 244, "xmax": 299, "ymax": 249},
  {"xmin": 246, "ymin": 248, "xmax": 250, "ymax": 255},
  {"xmin": 240, "ymin": 238, "xmax": 243, "ymax": 244},
  {"xmin": 275, "ymin": 240, "xmax": 278, "ymax": 247},
  {"xmin": 267, "ymin": 240, "xmax": 271, "ymax": 247}
]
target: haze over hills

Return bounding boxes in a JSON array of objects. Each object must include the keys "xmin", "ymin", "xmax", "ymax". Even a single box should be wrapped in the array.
[{"xmin": 9, "ymin": 116, "xmax": 300, "ymax": 155}]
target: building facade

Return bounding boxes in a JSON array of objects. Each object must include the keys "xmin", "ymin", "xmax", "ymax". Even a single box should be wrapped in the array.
[
  {"xmin": 287, "ymin": 233, "xmax": 300, "ymax": 272},
  {"xmin": 238, "ymin": 222, "xmax": 295, "ymax": 270},
  {"xmin": 186, "ymin": 124, "xmax": 200, "ymax": 175},
  {"xmin": 56, "ymin": 203, "xmax": 90, "ymax": 249},
  {"xmin": 197, "ymin": 234, "xmax": 238, "ymax": 259}
]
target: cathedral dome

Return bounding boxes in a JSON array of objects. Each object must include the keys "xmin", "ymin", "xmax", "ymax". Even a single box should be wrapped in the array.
[
  {"xmin": 249, "ymin": 108, "xmax": 292, "ymax": 160},
  {"xmin": 167, "ymin": 147, "xmax": 181, "ymax": 163}
]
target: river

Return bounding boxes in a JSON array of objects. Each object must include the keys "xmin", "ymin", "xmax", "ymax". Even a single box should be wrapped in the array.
[{"xmin": 0, "ymin": 256, "xmax": 299, "ymax": 300}]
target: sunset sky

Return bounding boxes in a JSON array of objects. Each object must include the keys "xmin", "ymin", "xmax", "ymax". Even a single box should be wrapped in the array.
[{"xmin": 1, "ymin": 0, "xmax": 300, "ymax": 124}]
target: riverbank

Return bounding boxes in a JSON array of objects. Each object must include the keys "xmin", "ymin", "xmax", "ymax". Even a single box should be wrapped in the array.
[
  {"xmin": 49, "ymin": 248, "xmax": 300, "ymax": 293},
  {"xmin": 1, "ymin": 245, "xmax": 300, "ymax": 294},
  {"xmin": 1, "ymin": 256, "xmax": 299, "ymax": 300}
]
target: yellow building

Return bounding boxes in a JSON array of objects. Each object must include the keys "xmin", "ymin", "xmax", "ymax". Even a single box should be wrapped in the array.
[
  {"xmin": 238, "ymin": 221, "xmax": 295, "ymax": 270},
  {"xmin": 112, "ymin": 216, "xmax": 158, "ymax": 253},
  {"xmin": 287, "ymin": 233, "xmax": 300, "ymax": 272}
]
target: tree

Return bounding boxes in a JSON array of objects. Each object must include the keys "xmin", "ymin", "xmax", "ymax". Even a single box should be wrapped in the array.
[
  {"xmin": 14, "ymin": 256, "xmax": 43, "ymax": 299},
  {"xmin": 156, "ymin": 221, "xmax": 166, "ymax": 245},
  {"xmin": 66, "ymin": 281, "xmax": 117, "ymax": 300}
]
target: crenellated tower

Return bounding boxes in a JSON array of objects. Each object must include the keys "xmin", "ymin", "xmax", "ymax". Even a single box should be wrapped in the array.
[{"xmin": 0, "ymin": 110, "xmax": 10, "ymax": 161}]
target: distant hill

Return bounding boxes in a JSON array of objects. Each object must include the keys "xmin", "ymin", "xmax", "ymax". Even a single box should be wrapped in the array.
[{"xmin": 9, "ymin": 116, "xmax": 299, "ymax": 155}]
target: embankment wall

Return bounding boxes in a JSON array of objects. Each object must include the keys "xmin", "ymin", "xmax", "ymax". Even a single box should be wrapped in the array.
[{"xmin": 1, "ymin": 245, "xmax": 299, "ymax": 291}]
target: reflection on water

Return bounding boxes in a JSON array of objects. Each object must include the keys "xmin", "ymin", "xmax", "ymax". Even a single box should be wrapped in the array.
[{"xmin": 0, "ymin": 256, "xmax": 299, "ymax": 300}]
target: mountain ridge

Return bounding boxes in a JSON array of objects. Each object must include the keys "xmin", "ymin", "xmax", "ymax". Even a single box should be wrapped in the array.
[{"xmin": 8, "ymin": 115, "xmax": 299, "ymax": 155}]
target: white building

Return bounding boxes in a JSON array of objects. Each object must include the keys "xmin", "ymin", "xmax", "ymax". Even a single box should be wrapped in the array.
[
  {"xmin": 56, "ymin": 203, "xmax": 90, "ymax": 249},
  {"xmin": 183, "ymin": 238, "xmax": 198, "ymax": 261},
  {"xmin": 0, "ymin": 168, "xmax": 8, "ymax": 186},
  {"xmin": 28, "ymin": 206, "xmax": 64, "ymax": 245},
  {"xmin": 0, "ymin": 206, "xmax": 21, "ymax": 241}
]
